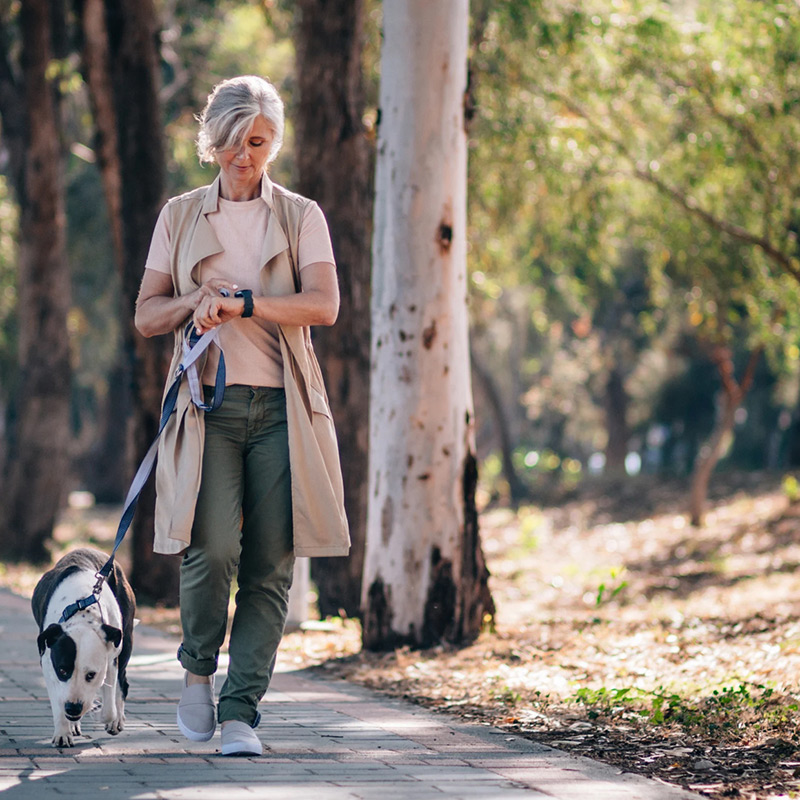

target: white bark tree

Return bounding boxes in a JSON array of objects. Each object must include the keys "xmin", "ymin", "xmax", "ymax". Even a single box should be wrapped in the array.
[{"xmin": 362, "ymin": 0, "xmax": 493, "ymax": 650}]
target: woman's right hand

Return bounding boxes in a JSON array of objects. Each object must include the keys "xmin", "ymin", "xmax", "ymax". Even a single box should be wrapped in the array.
[
  {"xmin": 136, "ymin": 272, "xmax": 241, "ymax": 338},
  {"xmin": 192, "ymin": 278, "xmax": 240, "ymax": 308}
]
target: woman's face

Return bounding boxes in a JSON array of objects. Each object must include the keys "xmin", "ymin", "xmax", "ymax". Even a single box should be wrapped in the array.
[{"xmin": 216, "ymin": 116, "xmax": 275, "ymax": 201}]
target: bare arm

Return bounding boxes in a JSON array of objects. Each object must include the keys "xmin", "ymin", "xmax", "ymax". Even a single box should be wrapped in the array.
[
  {"xmin": 135, "ymin": 269, "xmax": 239, "ymax": 338},
  {"xmin": 192, "ymin": 262, "xmax": 340, "ymax": 334}
]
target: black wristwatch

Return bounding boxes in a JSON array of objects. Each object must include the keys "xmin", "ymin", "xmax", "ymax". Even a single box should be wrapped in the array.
[{"xmin": 234, "ymin": 289, "xmax": 254, "ymax": 318}]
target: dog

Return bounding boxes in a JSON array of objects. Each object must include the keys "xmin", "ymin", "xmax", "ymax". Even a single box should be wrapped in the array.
[{"xmin": 31, "ymin": 547, "xmax": 136, "ymax": 747}]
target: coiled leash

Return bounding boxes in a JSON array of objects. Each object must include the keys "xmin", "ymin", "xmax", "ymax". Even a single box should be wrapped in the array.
[{"xmin": 59, "ymin": 323, "xmax": 225, "ymax": 624}]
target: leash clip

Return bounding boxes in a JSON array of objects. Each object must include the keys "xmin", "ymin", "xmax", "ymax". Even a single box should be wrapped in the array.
[{"xmin": 92, "ymin": 571, "xmax": 105, "ymax": 596}]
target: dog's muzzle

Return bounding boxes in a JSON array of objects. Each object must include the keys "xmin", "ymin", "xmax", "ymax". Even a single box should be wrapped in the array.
[{"xmin": 64, "ymin": 701, "xmax": 83, "ymax": 720}]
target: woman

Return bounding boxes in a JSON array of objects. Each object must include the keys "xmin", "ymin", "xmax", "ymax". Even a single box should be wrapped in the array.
[{"xmin": 135, "ymin": 75, "xmax": 349, "ymax": 756}]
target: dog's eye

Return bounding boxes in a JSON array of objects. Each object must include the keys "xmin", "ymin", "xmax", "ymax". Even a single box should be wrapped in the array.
[
  {"xmin": 85, "ymin": 671, "xmax": 97, "ymax": 682},
  {"xmin": 57, "ymin": 668, "xmax": 69, "ymax": 679}
]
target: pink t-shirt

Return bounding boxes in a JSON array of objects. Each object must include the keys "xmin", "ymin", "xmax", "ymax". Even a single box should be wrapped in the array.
[{"xmin": 144, "ymin": 181, "xmax": 335, "ymax": 388}]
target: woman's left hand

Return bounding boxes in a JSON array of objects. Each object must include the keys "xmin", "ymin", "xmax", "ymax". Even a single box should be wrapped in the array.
[{"xmin": 193, "ymin": 294, "xmax": 246, "ymax": 333}]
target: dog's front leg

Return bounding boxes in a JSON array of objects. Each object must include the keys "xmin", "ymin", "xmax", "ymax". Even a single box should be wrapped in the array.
[
  {"xmin": 49, "ymin": 695, "xmax": 74, "ymax": 747},
  {"xmin": 101, "ymin": 661, "xmax": 124, "ymax": 735}
]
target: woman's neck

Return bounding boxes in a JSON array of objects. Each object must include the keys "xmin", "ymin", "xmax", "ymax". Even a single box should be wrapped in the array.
[{"xmin": 219, "ymin": 172, "xmax": 263, "ymax": 202}]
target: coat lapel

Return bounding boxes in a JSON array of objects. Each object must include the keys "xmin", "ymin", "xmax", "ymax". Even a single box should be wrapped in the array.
[
  {"xmin": 260, "ymin": 211, "xmax": 290, "ymax": 273},
  {"xmin": 182, "ymin": 176, "xmax": 224, "ymax": 286}
]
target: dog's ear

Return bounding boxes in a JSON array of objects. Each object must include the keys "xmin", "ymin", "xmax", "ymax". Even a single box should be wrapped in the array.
[
  {"xmin": 37, "ymin": 624, "xmax": 63, "ymax": 656},
  {"xmin": 101, "ymin": 624, "xmax": 122, "ymax": 648}
]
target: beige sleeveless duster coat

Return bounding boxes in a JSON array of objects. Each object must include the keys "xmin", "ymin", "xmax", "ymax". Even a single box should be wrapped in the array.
[{"xmin": 152, "ymin": 175, "xmax": 350, "ymax": 558}]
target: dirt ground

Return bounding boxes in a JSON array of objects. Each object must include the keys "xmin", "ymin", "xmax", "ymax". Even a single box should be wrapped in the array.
[
  {"xmin": 6, "ymin": 471, "xmax": 800, "ymax": 799},
  {"xmin": 311, "ymin": 472, "xmax": 800, "ymax": 800}
]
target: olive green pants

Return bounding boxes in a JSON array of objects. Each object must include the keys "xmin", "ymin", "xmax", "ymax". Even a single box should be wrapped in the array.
[{"xmin": 178, "ymin": 385, "xmax": 295, "ymax": 726}]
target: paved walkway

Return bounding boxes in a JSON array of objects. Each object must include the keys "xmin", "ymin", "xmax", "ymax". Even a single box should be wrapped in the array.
[{"xmin": 0, "ymin": 587, "xmax": 702, "ymax": 800}]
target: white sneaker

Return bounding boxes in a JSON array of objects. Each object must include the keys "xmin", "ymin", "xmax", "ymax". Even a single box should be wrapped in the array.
[
  {"xmin": 221, "ymin": 720, "xmax": 263, "ymax": 756},
  {"xmin": 177, "ymin": 674, "xmax": 216, "ymax": 742}
]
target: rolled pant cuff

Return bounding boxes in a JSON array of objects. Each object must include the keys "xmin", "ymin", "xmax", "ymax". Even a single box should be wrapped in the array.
[
  {"xmin": 219, "ymin": 700, "xmax": 260, "ymax": 727},
  {"xmin": 177, "ymin": 644, "xmax": 218, "ymax": 676}
]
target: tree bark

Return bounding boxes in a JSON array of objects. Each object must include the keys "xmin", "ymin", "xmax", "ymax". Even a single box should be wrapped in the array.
[
  {"xmin": 293, "ymin": 0, "xmax": 373, "ymax": 619},
  {"xmin": 101, "ymin": 0, "xmax": 175, "ymax": 603},
  {"xmin": 689, "ymin": 346, "xmax": 762, "ymax": 526},
  {"xmin": 76, "ymin": 0, "xmax": 129, "ymax": 503},
  {"xmin": 0, "ymin": 0, "xmax": 71, "ymax": 563},
  {"xmin": 79, "ymin": 0, "xmax": 124, "ymax": 266},
  {"xmin": 362, "ymin": 0, "xmax": 494, "ymax": 650}
]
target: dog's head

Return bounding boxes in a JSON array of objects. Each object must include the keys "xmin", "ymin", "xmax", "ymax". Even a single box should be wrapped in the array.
[{"xmin": 38, "ymin": 621, "xmax": 122, "ymax": 721}]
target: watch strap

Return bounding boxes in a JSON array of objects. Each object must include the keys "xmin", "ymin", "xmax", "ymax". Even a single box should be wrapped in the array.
[{"xmin": 235, "ymin": 289, "xmax": 254, "ymax": 318}]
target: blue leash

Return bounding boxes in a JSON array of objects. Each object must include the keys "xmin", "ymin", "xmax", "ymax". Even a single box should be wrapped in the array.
[{"xmin": 59, "ymin": 324, "xmax": 225, "ymax": 624}]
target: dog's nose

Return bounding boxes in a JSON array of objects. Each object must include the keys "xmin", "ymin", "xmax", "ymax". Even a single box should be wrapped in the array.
[{"xmin": 64, "ymin": 701, "xmax": 83, "ymax": 720}]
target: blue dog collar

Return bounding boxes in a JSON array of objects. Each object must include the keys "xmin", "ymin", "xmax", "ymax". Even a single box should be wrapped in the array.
[{"xmin": 58, "ymin": 594, "xmax": 99, "ymax": 625}]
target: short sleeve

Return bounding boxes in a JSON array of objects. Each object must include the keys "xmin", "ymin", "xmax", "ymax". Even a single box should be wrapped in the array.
[
  {"xmin": 144, "ymin": 204, "xmax": 172, "ymax": 275},
  {"xmin": 297, "ymin": 202, "xmax": 336, "ymax": 270}
]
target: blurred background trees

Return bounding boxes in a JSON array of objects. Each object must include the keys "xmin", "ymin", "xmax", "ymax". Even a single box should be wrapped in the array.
[
  {"xmin": 0, "ymin": 0, "xmax": 799, "ymax": 614},
  {"xmin": 468, "ymin": 0, "xmax": 800, "ymax": 507}
]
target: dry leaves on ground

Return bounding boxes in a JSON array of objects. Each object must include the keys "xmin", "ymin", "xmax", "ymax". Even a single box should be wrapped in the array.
[{"xmin": 313, "ymin": 472, "xmax": 800, "ymax": 800}]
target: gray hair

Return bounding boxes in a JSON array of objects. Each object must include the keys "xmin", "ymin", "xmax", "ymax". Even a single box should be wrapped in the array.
[{"xmin": 196, "ymin": 75, "xmax": 284, "ymax": 165}]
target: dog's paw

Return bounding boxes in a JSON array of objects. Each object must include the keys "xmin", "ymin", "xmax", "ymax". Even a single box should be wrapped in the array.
[
  {"xmin": 52, "ymin": 732, "xmax": 74, "ymax": 748},
  {"xmin": 70, "ymin": 721, "xmax": 81, "ymax": 736},
  {"xmin": 104, "ymin": 709, "xmax": 124, "ymax": 736}
]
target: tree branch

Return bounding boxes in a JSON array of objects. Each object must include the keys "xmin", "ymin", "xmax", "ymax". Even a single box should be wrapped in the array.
[{"xmin": 548, "ymin": 88, "xmax": 800, "ymax": 283}]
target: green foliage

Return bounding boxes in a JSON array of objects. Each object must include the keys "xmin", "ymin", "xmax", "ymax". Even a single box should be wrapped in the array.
[
  {"xmin": 783, "ymin": 473, "xmax": 800, "ymax": 502},
  {"xmin": 3, "ymin": 0, "xmax": 800, "ymax": 506},
  {"xmin": 468, "ymin": 0, "xmax": 800, "ymax": 483},
  {"xmin": 161, "ymin": 1, "xmax": 295, "ymax": 194},
  {"xmin": 594, "ymin": 566, "xmax": 628, "ymax": 607},
  {"xmin": 571, "ymin": 681, "xmax": 795, "ymax": 734},
  {"xmin": 495, "ymin": 685, "xmax": 522, "ymax": 706}
]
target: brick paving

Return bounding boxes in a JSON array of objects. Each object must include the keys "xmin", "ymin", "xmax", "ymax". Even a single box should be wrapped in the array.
[{"xmin": 0, "ymin": 587, "xmax": 702, "ymax": 799}]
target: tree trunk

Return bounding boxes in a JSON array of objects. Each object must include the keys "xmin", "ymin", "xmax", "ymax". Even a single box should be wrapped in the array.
[
  {"xmin": 688, "ymin": 346, "xmax": 762, "ymax": 526},
  {"xmin": 688, "ymin": 396, "xmax": 737, "ymax": 527},
  {"xmin": 77, "ymin": 0, "xmax": 129, "ymax": 503},
  {"xmin": 470, "ymin": 346, "xmax": 528, "ymax": 505},
  {"xmin": 102, "ymin": 0, "xmax": 175, "ymax": 603},
  {"xmin": 293, "ymin": 0, "xmax": 373, "ymax": 619},
  {"xmin": 604, "ymin": 364, "xmax": 629, "ymax": 474},
  {"xmin": 0, "ymin": 0, "xmax": 71, "ymax": 563},
  {"xmin": 362, "ymin": 0, "xmax": 494, "ymax": 650},
  {"xmin": 79, "ymin": 0, "xmax": 125, "ymax": 266}
]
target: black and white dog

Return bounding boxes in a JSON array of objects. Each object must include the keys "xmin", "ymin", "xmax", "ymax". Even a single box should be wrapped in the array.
[{"xmin": 31, "ymin": 548, "xmax": 136, "ymax": 747}]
